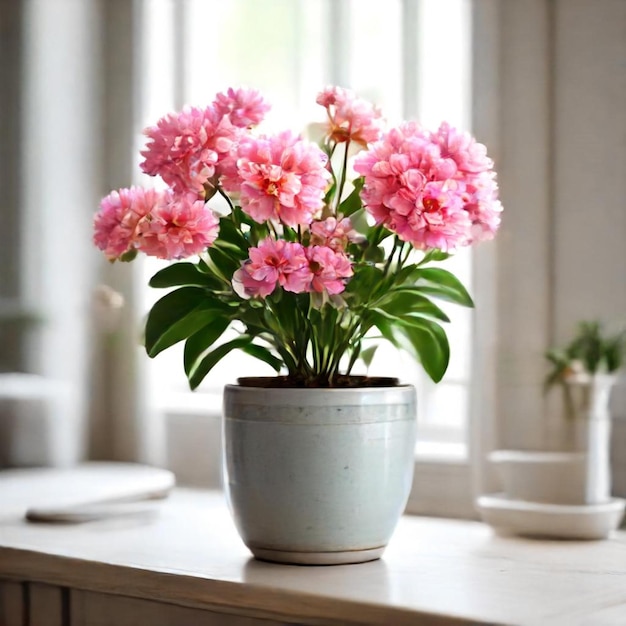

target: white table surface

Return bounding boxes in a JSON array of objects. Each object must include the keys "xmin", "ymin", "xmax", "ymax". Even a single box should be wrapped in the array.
[{"xmin": 1, "ymin": 466, "xmax": 626, "ymax": 625}]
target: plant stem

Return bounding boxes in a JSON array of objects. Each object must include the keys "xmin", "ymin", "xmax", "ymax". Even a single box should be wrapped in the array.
[
  {"xmin": 384, "ymin": 236, "xmax": 401, "ymax": 275},
  {"xmin": 335, "ymin": 140, "xmax": 351, "ymax": 212},
  {"xmin": 217, "ymin": 186, "xmax": 236, "ymax": 213},
  {"xmin": 268, "ymin": 221, "xmax": 279, "ymax": 240},
  {"xmin": 330, "ymin": 317, "xmax": 360, "ymax": 377},
  {"xmin": 399, "ymin": 241, "xmax": 412, "ymax": 268}
]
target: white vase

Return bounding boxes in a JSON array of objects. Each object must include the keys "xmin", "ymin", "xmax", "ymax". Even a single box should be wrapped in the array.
[
  {"xmin": 222, "ymin": 382, "xmax": 417, "ymax": 565},
  {"xmin": 565, "ymin": 374, "xmax": 617, "ymax": 504}
]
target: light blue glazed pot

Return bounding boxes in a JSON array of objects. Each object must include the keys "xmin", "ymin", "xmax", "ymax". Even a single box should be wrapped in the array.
[{"xmin": 222, "ymin": 383, "xmax": 417, "ymax": 565}]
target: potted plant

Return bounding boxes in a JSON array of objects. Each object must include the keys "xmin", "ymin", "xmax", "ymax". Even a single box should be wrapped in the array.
[
  {"xmin": 543, "ymin": 321, "xmax": 625, "ymax": 503},
  {"xmin": 93, "ymin": 86, "xmax": 502, "ymax": 564},
  {"xmin": 545, "ymin": 321, "xmax": 624, "ymax": 400}
]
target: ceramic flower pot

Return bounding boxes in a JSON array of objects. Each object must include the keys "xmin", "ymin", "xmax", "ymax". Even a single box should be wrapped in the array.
[{"xmin": 222, "ymin": 382, "xmax": 417, "ymax": 565}]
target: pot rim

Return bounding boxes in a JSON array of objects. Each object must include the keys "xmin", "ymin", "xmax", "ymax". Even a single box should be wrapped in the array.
[
  {"xmin": 224, "ymin": 381, "xmax": 417, "ymax": 410},
  {"xmin": 225, "ymin": 382, "xmax": 416, "ymax": 393}
]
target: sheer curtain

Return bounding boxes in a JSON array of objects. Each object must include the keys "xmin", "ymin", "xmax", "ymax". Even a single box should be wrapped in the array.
[
  {"xmin": 2, "ymin": 0, "xmax": 103, "ymax": 468},
  {"xmin": 13, "ymin": 0, "xmax": 152, "ymax": 466}
]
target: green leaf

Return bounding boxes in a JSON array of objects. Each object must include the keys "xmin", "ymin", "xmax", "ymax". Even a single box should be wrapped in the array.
[
  {"xmin": 217, "ymin": 217, "xmax": 250, "ymax": 253},
  {"xmin": 207, "ymin": 245, "xmax": 241, "ymax": 281},
  {"xmin": 231, "ymin": 205, "xmax": 256, "ymax": 228},
  {"xmin": 371, "ymin": 313, "xmax": 400, "ymax": 349},
  {"xmin": 338, "ymin": 178, "xmax": 364, "ymax": 217},
  {"xmin": 119, "ymin": 249, "xmax": 138, "ymax": 262},
  {"xmin": 184, "ymin": 317, "xmax": 232, "ymax": 376},
  {"xmin": 188, "ymin": 336, "xmax": 253, "ymax": 390},
  {"xmin": 392, "ymin": 263, "xmax": 420, "ymax": 286},
  {"xmin": 347, "ymin": 208, "xmax": 370, "ymax": 235},
  {"xmin": 415, "ymin": 268, "xmax": 474, "ymax": 308},
  {"xmin": 363, "ymin": 245, "xmax": 385, "ymax": 263},
  {"xmin": 323, "ymin": 180, "xmax": 337, "ymax": 206},
  {"xmin": 418, "ymin": 249, "xmax": 450, "ymax": 265},
  {"xmin": 238, "ymin": 306, "xmax": 270, "ymax": 333},
  {"xmin": 145, "ymin": 287, "xmax": 229, "ymax": 358},
  {"xmin": 346, "ymin": 265, "xmax": 385, "ymax": 299},
  {"xmin": 370, "ymin": 312, "xmax": 450, "ymax": 381},
  {"xmin": 241, "ymin": 343, "xmax": 283, "ymax": 372},
  {"xmin": 605, "ymin": 333, "xmax": 626, "ymax": 372},
  {"xmin": 377, "ymin": 291, "xmax": 450, "ymax": 323},
  {"xmin": 360, "ymin": 344, "xmax": 378, "ymax": 368},
  {"xmin": 543, "ymin": 368, "xmax": 566, "ymax": 394},
  {"xmin": 397, "ymin": 319, "xmax": 450, "ymax": 383},
  {"xmin": 149, "ymin": 263, "xmax": 221, "ymax": 289},
  {"xmin": 263, "ymin": 307, "xmax": 284, "ymax": 335},
  {"xmin": 320, "ymin": 305, "xmax": 339, "ymax": 345},
  {"xmin": 265, "ymin": 291, "xmax": 297, "ymax": 337},
  {"xmin": 367, "ymin": 223, "xmax": 392, "ymax": 247}
]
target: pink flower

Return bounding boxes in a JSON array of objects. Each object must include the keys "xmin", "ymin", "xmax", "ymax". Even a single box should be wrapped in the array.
[
  {"xmin": 234, "ymin": 240, "xmax": 354, "ymax": 298},
  {"xmin": 140, "ymin": 105, "xmax": 241, "ymax": 194},
  {"xmin": 462, "ymin": 172, "xmax": 503, "ymax": 243},
  {"xmin": 93, "ymin": 187, "xmax": 161, "ymax": 260},
  {"xmin": 232, "ymin": 267, "xmax": 277, "ymax": 299},
  {"xmin": 234, "ymin": 239, "xmax": 312, "ymax": 298},
  {"xmin": 400, "ymin": 181, "xmax": 472, "ymax": 250},
  {"xmin": 213, "ymin": 87, "xmax": 270, "ymax": 128},
  {"xmin": 431, "ymin": 122, "xmax": 493, "ymax": 175},
  {"xmin": 310, "ymin": 216, "xmax": 361, "ymax": 251},
  {"xmin": 306, "ymin": 246, "xmax": 353, "ymax": 295},
  {"xmin": 227, "ymin": 131, "xmax": 331, "ymax": 227},
  {"xmin": 136, "ymin": 192, "xmax": 220, "ymax": 260},
  {"xmin": 316, "ymin": 86, "xmax": 383, "ymax": 147},
  {"xmin": 354, "ymin": 121, "xmax": 501, "ymax": 251}
]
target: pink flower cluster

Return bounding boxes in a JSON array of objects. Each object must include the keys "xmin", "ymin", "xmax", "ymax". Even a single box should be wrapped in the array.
[
  {"xmin": 224, "ymin": 131, "xmax": 331, "ymax": 228},
  {"xmin": 214, "ymin": 87, "xmax": 271, "ymax": 128},
  {"xmin": 354, "ymin": 121, "xmax": 502, "ymax": 251},
  {"xmin": 139, "ymin": 85, "xmax": 331, "ymax": 231},
  {"xmin": 93, "ymin": 187, "xmax": 219, "ymax": 261},
  {"xmin": 233, "ymin": 238, "xmax": 353, "ymax": 298},
  {"xmin": 95, "ymin": 87, "xmax": 272, "ymax": 261},
  {"xmin": 95, "ymin": 84, "xmax": 502, "ymax": 289},
  {"xmin": 316, "ymin": 86, "xmax": 383, "ymax": 147},
  {"xmin": 138, "ymin": 192, "xmax": 220, "ymax": 260},
  {"xmin": 140, "ymin": 87, "xmax": 271, "ymax": 196}
]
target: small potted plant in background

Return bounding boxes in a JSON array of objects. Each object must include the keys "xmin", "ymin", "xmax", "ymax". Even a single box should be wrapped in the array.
[
  {"xmin": 93, "ymin": 86, "xmax": 502, "ymax": 564},
  {"xmin": 544, "ymin": 321, "xmax": 625, "ymax": 503},
  {"xmin": 545, "ymin": 320, "xmax": 625, "ymax": 418},
  {"xmin": 481, "ymin": 321, "xmax": 625, "ymax": 539}
]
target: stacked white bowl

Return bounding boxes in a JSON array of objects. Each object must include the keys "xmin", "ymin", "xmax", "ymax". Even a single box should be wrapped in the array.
[{"xmin": 477, "ymin": 450, "xmax": 625, "ymax": 539}]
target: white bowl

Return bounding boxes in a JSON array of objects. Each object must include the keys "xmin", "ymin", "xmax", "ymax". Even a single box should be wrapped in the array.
[
  {"xmin": 489, "ymin": 450, "xmax": 589, "ymax": 505},
  {"xmin": 477, "ymin": 494, "xmax": 625, "ymax": 540}
]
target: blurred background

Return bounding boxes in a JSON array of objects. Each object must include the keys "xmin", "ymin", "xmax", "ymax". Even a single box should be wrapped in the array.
[{"xmin": 1, "ymin": 0, "xmax": 624, "ymax": 514}]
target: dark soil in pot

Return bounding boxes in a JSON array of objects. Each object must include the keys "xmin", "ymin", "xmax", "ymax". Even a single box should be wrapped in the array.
[{"xmin": 236, "ymin": 375, "xmax": 400, "ymax": 389}]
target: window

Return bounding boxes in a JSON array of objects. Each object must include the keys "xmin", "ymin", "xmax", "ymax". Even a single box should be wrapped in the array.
[
  {"xmin": 137, "ymin": 0, "xmax": 473, "ymax": 478},
  {"xmin": 12, "ymin": 0, "xmax": 625, "ymax": 515}
]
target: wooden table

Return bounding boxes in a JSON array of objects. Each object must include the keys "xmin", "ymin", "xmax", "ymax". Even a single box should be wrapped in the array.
[{"xmin": 1, "ymin": 472, "xmax": 626, "ymax": 625}]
